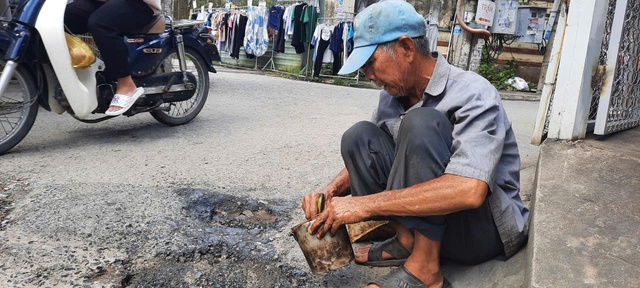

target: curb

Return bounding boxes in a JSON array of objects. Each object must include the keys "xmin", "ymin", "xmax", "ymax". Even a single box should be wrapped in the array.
[
  {"xmin": 499, "ymin": 91, "xmax": 541, "ymax": 102},
  {"xmin": 214, "ymin": 66, "xmax": 542, "ymax": 102}
]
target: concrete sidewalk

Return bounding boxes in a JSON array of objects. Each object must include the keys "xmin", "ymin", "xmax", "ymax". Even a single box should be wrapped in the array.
[{"xmin": 526, "ymin": 127, "xmax": 640, "ymax": 287}]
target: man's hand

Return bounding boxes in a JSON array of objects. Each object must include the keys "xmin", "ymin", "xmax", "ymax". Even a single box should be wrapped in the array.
[
  {"xmin": 301, "ymin": 192, "xmax": 324, "ymax": 220},
  {"xmin": 301, "ymin": 168, "xmax": 351, "ymax": 220},
  {"xmin": 301, "ymin": 185, "xmax": 337, "ymax": 220},
  {"xmin": 309, "ymin": 196, "xmax": 370, "ymax": 239}
]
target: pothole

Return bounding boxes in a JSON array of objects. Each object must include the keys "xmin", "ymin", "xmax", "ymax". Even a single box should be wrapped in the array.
[
  {"xmin": 98, "ymin": 188, "xmax": 331, "ymax": 287},
  {"xmin": 177, "ymin": 187, "xmax": 285, "ymax": 230}
]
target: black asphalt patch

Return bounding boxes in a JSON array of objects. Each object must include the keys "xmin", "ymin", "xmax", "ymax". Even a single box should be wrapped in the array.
[{"xmin": 86, "ymin": 188, "xmax": 343, "ymax": 287}]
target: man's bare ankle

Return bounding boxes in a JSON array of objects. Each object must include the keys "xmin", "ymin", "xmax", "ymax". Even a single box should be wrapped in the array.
[
  {"xmin": 404, "ymin": 256, "xmax": 442, "ymax": 286},
  {"xmin": 395, "ymin": 231, "xmax": 414, "ymax": 251},
  {"xmin": 410, "ymin": 268, "xmax": 443, "ymax": 288}
]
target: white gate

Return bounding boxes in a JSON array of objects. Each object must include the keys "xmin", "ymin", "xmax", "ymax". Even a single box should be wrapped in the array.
[
  {"xmin": 532, "ymin": 0, "xmax": 640, "ymax": 143},
  {"xmin": 593, "ymin": 0, "xmax": 640, "ymax": 135}
]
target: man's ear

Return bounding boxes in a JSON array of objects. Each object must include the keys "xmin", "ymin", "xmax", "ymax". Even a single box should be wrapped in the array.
[{"xmin": 396, "ymin": 36, "xmax": 416, "ymax": 61}]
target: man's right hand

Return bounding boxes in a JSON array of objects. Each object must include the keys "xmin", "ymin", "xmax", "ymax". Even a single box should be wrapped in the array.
[{"xmin": 301, "ymin": 187, "xmax": 335, "ymax": 220}]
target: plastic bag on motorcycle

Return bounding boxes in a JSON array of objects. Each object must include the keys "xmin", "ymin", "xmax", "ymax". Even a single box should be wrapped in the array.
[{"xmin": 65, "ymin": 33, "xmax": 96, "ymax": 68}]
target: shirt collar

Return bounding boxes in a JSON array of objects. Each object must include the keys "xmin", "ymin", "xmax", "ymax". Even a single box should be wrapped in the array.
[{"xmin": 423, "ymin": 52, "xmax": 450, "ymax": 98}]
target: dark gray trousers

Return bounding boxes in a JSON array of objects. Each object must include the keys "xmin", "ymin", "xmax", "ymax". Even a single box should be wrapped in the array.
[{"xmin": 341, "ymin": 107, "xmax": 504, "ymax": 264}]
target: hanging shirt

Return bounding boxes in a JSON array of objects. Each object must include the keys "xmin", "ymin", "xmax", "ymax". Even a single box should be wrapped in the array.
[
  {"xmin": 205, "ymin": 12, "xmax": 213, "ymax": 27},
  {"xmin": 301, "ymin": 5, "xmax": 318, "ymax": 44},
  {"xmin": 227, "ymin": 12, "xmax": 238, "ymax": 54},
  {"xmin": 231, "ymin": 13, "xmax": 248, "ymax": 59},
  {"xmin": 268, "ymin": 5, "xmax": 283, "ymax": 30},
  {"xmin": 290, "ymin": 3, "xmax": 307, "ymax": 54},
  {"xmin": 245, "ymin": 7, "xmax": 257, "ymax": 56},
  {"xmin": 274, "ymin": 7, "xmax": 287, "ymax": 53},
  {"xmin": 283, "ymin": 5, "xmax": 295, "ymax": 40},
  {"xmin": 311, "ymin": 24, "xmax": 334, "ymax": 63},
  {"xmin": 245, "ymin": 5, "xmax": 269, "ymax": 57},
  {"xmin": 346, "ymin": 22, "xmax": 354, "ymax": 54},
  {"xmin": 218, "ymin": 12, "xmax": 230, "ymax": 52},
  {"xmin": 329, "ymin": 22, "xmax": 344, "ymax": 53},
  {"xmin": 343, "ymin": 22, "xmax": 354, "ymax": 63}
]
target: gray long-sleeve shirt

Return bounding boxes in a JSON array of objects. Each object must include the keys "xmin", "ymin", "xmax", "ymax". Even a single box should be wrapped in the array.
[{"xmin": 371, "ymin": 52, "xmax": 529, "ymax": 257}]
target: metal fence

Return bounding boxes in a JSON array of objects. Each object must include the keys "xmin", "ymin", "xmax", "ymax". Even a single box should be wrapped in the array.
[{"xmin": 593, "ymin": 0, "xmax": 640, "ymax": 134}]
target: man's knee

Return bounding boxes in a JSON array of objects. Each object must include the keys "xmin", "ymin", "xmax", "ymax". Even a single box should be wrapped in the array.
[
  {"xmin": 340, "ymin": 121, "xmax": 380, "ymax": 155},
  {"xmin": 401, "ymin": 108, "xmax": 450, "ymax": 134},
  {"xmin": 397, "ymin": 108, "xmax": 452, "ymax": 148}
]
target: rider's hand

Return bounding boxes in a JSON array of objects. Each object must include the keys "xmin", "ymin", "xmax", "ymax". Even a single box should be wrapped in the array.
[{"xmin": 301, "ymin": 186, "xmax": 336, "ymax": 220}]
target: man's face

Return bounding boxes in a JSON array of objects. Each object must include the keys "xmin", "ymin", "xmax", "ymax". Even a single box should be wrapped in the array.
[{"xmin": 359, "ymin": 42, "xmax": 408, "ymax": 97}]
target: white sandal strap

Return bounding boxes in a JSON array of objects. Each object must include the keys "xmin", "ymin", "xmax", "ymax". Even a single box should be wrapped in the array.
[
  {"xmin": 105, "ymin": 87, "xmax": 145, "ymax": 116},
  {"xmin": 109, "ymin": 93, "xmax": 132, "ymax": 108}
]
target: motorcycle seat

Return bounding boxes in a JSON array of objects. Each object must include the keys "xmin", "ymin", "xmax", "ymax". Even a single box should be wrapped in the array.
[{"xmin": 130, "ymin": 13, "xmax": 166, "ymax": 34}]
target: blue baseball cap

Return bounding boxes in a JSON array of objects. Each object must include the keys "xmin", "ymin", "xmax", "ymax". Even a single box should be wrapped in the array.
[{"xmin": 338, "ymin": 0, "xmax": 427, "ymax": 75}]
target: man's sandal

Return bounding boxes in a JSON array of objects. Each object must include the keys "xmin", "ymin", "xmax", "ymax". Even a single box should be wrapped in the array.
[
  {"xmin": 105, "ymin": 87, "xmax": 145, "ymax": 116},
  {"xmin": 357, "ymin": 235, "xmax": 411, "ymax": 267},
  {"xmin": 368, "ymin": 266, "xmax": 452, "ymax": 288}
]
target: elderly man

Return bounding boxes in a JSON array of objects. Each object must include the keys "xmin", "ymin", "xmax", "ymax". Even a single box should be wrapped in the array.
[{"xmin": 300, "ymin": 1, "xmax": 529, "ymax": 287}]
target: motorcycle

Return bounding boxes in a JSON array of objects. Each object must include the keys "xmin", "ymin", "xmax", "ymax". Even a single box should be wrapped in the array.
[{"xmin": 0, "ymin": 0, "xmax": 221, "ymax": 155}]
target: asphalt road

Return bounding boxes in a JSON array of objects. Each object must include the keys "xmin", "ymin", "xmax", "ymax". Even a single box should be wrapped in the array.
[{"xmin": 0, "ymin": 70, "xmax": 540, "ymax": 287}]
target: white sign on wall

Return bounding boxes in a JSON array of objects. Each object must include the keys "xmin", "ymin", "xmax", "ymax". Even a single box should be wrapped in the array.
[
  {"xmin": 476, "ymin": 0, "xmax": 496, "ymax": 26},
  {"xmin": 343, "ymin": 0, "xmax": 355, "ymax": 14}
]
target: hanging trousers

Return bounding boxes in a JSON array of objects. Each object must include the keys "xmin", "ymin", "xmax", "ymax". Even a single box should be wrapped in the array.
[
  {"xmin": 341, "ymin": 107, "xmax": 504, "ymax": 265},
  {"xmin": 64, "ymin": 0, "xmax": 154, "ymax": 80},
  {"xmin": 330, "ymin": 52, "xmax": 342, "ymax": 75},
  {"xmin": 230, "ymin": 15, "xmax": 248, "ymax": 59},
  {"xmin": 274, "ymin": 16, "xmax": 286, "ymax": 53},
  {"xmin": 313, "ymin": 38, "xmax": 342, "ymax": 77},
  {"xmin": 312, "ymin": 38, "xmax": 328, "ymax": 77}
]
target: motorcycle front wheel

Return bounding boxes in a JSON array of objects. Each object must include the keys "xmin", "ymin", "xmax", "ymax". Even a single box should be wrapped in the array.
[
  {"xmin": 150, "ymin": 48, "xmax": 210, "ymax": 126},
  {"xmin": 0, "ymin": 63, "xmax": 38, "ymax": 155}
]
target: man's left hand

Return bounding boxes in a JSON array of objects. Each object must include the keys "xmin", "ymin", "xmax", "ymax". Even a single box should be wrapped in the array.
[{"xmin": 309, "ymin": 196, "xmax": 370, "ymax": 239}]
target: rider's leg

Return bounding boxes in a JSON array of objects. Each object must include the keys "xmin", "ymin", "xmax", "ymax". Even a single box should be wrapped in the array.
[
  {"xmin": 87, "ymin": 0, "xmax": 153, "ymax": 112},
  {"xmin": 64, "ymin": 0, "xmax": 100, "ymax": 34}
]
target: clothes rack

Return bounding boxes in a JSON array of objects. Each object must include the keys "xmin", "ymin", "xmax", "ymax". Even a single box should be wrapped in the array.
[
  {"xmin": 212, "ymin": 5, "xmax": 267, "ymax": 69},
  {"xmin": 317, "ymin": 16, "xmax": 349, "ymax": 22},
  {"xmin": 262, "ymin": 43, "xmax": 277, "ymax": 71},
  {"xmin": 262, "ymin": 0, "xmax": 293, "ymax": 72},
  {"xmin": 311, "ymin": 15, "xmax": 359, "ymax": 83},
  {"xmin": 262, "ymin": 0, "xmax": 312, "ymax": 75}
]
